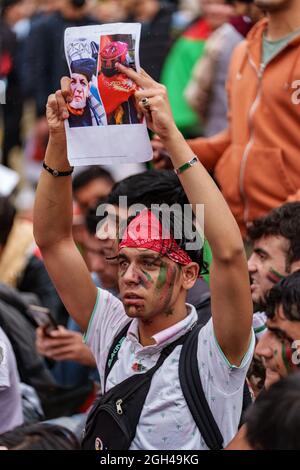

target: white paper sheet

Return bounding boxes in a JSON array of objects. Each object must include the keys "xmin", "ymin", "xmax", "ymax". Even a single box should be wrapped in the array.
[
  {"xmin": 64, "ymin": 23, "xmax": 152, "ymax": 166},
  {"xmin": 0, "ymin": 165, "xmax": 20, "ymax": 196}
]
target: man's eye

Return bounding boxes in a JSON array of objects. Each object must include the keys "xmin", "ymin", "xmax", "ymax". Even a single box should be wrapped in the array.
[
  {"xmin": 143, "ymin": 260, "xmax": 155, "ymax": 268},
  {"xmin": 119, "ymin": 260, "xmax": 128, "ymax": 268}
]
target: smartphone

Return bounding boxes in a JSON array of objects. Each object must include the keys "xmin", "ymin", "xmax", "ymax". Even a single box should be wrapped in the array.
[{"xmin": 28, "ymin": 304, "xmax": 58, "ymax": 336}]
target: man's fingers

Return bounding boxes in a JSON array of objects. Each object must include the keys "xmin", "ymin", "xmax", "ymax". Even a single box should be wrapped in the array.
[
  {"xmin": 55, "ymin": 90, "xmax": 69, "ymax": 119},
  {"xmin": 140, "ymin": 67, "xmax": 153, "ymax": 80},
  {"xmin": 135, "ymin": 87, "xmax": 165, "ymax": 101},
  {"xmin": 46, "ymin": 93, "xmax": 59, "ymax": 114},
  {"xmin": 60, "ymin": 76, "xmax": 72, "ymax": 102},
  {"xmin": 116, "ymin": 63, "xmax": 154, "ymax": 88},
  {"xmin": 50, "ymin": 346, "xmax": 77, "ymax": 361}
]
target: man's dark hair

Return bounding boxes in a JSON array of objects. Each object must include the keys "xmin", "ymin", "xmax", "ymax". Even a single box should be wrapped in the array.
[
  {"xmin": 106, "ymin": 169, "xmax": 189, "ymax": 208},
  {"xmin": 0, "ymin": 196, "xmax": 16, "ymax": 247},
  {"xmin": 0, "ymin": 423, "xmax": 80, "ymax": 450},
  {"xmin": 265, "ymin": 270, "xmax": 300, "ymax": 321},
  {"xmin": 247, "ymin": 202, "xmax": 300, "ymax": 270},
  {"xmin": 85, "ymin": 169, "xmax": 190, "ymax": 234},
  {"xmin": 72, "ymin": 166, "xmax": 114, "ymax": 193},
  {"xmin": 246, "ymin": 372, "xmax": 300, "ymax": 450}
]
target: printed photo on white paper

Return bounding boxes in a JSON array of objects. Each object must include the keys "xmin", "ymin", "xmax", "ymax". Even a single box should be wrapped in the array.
[{"xmin": 64, "ymin": 23, "xmax": 152, "ymax": 166}]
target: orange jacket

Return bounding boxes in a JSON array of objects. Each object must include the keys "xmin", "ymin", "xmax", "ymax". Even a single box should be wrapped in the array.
[{"xmin": 188, "ymin": 19, "xmax": 300, "ymax": 237}]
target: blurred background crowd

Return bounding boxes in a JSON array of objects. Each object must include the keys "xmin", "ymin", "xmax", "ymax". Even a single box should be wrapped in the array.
[{"xmin": 2, "ymin": 0, "xmax": 300, "ymax": 451}]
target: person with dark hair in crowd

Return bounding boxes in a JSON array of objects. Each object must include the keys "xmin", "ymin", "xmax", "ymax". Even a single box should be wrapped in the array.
[
  {"xmin": 245, "ymin": 372, "xmax": 300, "ymax": 450},
  {"xmin": 227, "ymin": 271, "xmax": 300, "ymax": 449},
  {"xmin": 0, "ymin": 422, "xmax": 80, "ymax": 450},
  {"xmin": 86, "ymin": 169, "xmax": 212, "ymax": 318},
  {"xmin": 72, "ymin": 166, "xmax": 115, "ymax": 215},
  {"xmin": 255, "ymin": 271, "xmax": 300, "ymax": 389},
  {"xmin": 247, "ymin": 202, "xmax": 300, "ymax": 339},
  {"xmin": 33, "ymin": 64, "xmax": 254, "ymax": 450}
]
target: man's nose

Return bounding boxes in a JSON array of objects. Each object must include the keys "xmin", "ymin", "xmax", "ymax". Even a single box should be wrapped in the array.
[
  {"xmin": 122, "ymin": 263, "xmax": 140, "ymax": 284},
  {"xmin": 248, "ymin": 254, "xmax": 257, "ymax": 273},
  {"xmin": 255, "ymin": 330, "xmax": 274, "ymax": 359}
]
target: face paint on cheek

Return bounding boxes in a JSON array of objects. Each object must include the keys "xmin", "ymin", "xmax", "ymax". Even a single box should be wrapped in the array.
[
  {"xmin": 156, "ymin": 264, "xmax": 167, "ymax": 290},
  {"xmin": 281, "ymin": 342, "xmax": 296, "ymax": 374},
  {"xmin": 156, "ymin": 264, "xmax": 178, "ymax": 316},
  {"xmin": 266, "ymin": 267, "xmax": 285, "ymax": 285},
  {"xmin": 141, "ymin": 270, "xmax": 154, "ymax": 287}
]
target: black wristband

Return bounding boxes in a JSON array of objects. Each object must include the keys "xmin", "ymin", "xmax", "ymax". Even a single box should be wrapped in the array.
[{"xmin": 43, "ymin": 161, "xmax": 74, "ymax": 177}]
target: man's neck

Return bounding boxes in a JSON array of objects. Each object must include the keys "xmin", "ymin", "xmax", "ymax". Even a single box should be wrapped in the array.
[
  {"xmin": 266, "ymin": 8, "xmax": 300, "ymax": 40},
  {"xmin": 138, "ymin": 302, "xmax": 189, "ymax": 347}
]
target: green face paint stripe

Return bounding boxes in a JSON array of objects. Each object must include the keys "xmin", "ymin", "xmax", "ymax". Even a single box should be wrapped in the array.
[
  {"xmin": 270, "ymin": 267, "xmax": 285, "ymax": 280},
  {"xmin": 281, "ymin": 343, "xmax": 294, "ymax": 374},
  {"xmin": 156, "ymin": 264, "xmax": 167, "ymax": 290},
  {"xmin": 141, "ymin": 270, "xmax": 154, "ymax": 284}
]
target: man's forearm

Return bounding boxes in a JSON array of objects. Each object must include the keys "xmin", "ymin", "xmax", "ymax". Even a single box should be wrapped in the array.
[
  {"xmin": 163, "ymin": 128, "xmax": 243, "ymax": 261},
  {"xmin": 34, "ymin": 134, "xmax": 73, "ymax": 249}
]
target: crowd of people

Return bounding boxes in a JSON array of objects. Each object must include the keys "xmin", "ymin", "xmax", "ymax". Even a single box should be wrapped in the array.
[{"xmin": 1, "ymin": 0, "xmax": 300, "ymax": 452}]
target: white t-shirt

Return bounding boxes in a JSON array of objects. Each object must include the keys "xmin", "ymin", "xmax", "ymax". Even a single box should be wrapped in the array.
[
  {"xmin": 0, "ymin": 327, "xmax": 23, "ymax": 434},
  {"xmin": 85, "ymin": 288, "xmax": 255, "ymax": 450}
]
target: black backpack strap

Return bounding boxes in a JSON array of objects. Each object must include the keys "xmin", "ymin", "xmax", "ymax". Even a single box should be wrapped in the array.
[
  {"xmin": 179, "ymin": 323, "xmax": 224, "ymax": 450},
  {"xmin": 104, "ymin": 321, "xmax": 132, "ymax": 385}
]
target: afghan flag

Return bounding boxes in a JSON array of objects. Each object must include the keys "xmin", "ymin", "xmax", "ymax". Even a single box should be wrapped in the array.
[{"xmin": 161, "ymin": 18, "xmax": 211, "ymax": 137}]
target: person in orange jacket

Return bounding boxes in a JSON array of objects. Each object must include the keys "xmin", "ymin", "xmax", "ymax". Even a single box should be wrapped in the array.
[{"xmin": 154, "ymin": 0, "xmax": 300, "ymax": 238}]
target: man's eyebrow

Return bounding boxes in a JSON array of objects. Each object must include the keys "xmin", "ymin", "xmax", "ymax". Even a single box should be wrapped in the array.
[
  {"xmin": 118, "ymin": 253, "xmax": 129, "ymax": 261},
  {"xmin": 138, "ymin": 253, "xmax": 162, "ymax": 262},
  {"xmin": 254, "ymin": 247, "xmax": 269, "ymax": 257},
  {"xmin": 267, "ymin": 325, "xmax": 294, "ymax": 342}
]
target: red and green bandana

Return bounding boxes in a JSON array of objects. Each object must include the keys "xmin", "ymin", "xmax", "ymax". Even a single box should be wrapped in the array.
[{"xmin": 119, "ymin": 209, "xmax": 192, "ymax": 266}]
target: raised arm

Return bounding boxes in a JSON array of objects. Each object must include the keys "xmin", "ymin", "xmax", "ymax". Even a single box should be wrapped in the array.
[
  {"xmin": 117, "ymin": 64, "xmax": 252, "ymax": 365},
  {"xmin": 33, "ymin": 87, "xmax": 97, "ymax": 332}
]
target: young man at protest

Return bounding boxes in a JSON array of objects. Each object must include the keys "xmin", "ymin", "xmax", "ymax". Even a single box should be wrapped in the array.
[
  {"xmin": 247, "ymin": 202, "xmax": 300, "ymax": 338},
  {"xmin": 33, "ymin": 66, "xmax": 254, "ymax": 449},
  {"xmin": 227, "ymin": 270, "xmax": 300, "ymax": 449}
]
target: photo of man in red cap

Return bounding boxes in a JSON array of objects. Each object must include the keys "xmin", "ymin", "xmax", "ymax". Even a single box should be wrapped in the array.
[{"xmin": 97, "ymin": 35, "xmax": 142, "ymax": 125}]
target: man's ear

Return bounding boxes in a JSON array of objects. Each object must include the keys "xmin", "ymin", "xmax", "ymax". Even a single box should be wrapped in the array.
[{"xmin": 180, "ymin": 262, "xmax": 199, "ymax": 290}]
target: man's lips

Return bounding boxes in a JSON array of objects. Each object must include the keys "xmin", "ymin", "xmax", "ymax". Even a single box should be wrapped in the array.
[
  {"xmin": 123, "ymin": 293, "xmax": 144, "ymax": 305},
  {"xmin": 250, "ymin": 278, "xmax": 258, "ymax": 291}
]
